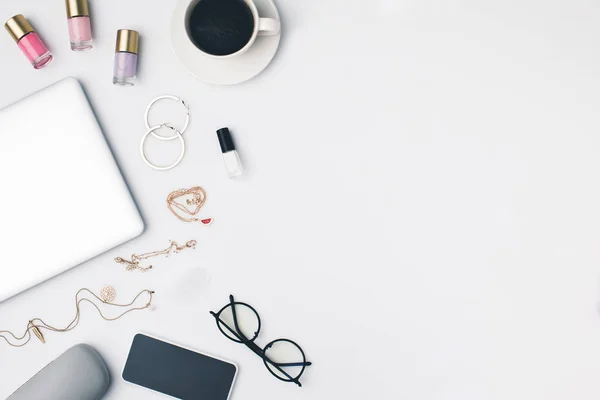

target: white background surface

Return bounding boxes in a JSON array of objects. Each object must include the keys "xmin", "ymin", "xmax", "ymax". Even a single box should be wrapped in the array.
[{"xmin": 0, "ymin": 1, "xmax": 600, "ymax": 399}]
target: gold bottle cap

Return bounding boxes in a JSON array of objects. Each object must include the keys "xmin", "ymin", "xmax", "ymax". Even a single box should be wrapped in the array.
[
  {"xmin": 5, "ymin": 14, "xmax": 34, "ymax": 43},
  {"xmin": 66, "ymin": 0, "xmax": 90, "ymax": 18},
  {"xmin": 115, "ymin": 29, "xmax": 139, "ymax": 54}
]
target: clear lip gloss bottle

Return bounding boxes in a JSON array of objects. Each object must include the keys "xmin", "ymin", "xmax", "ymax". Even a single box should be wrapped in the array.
[
  {"xmin": 4, "ymin": 15, "xmax": 53, "ymax": 69},
  {"xmin": 113, "ymin": 29, "xmax": 139, "ymax": 86},
  {"xmin": 66, "ymin": 0, "xmax": 93, "ymax": 51}
]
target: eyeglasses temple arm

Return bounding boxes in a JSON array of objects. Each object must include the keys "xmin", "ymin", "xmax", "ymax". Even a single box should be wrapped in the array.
[
  {"xmin": 209, "ymin": 311, "xmax": 245, "ymax": 342},
  {"xmin": 229, "ymin": 295, "xmax": 251, "ymax": 343},
  {"xmin": 209, "ymin": 314, "xmax": 281, "ymax": 373},
  {"xmin": 209, "ymin": 312, "xmax": 278, "ymax": 370},
  {"xmin": 272, "ymin": 361, "xmax": 313, "ymax": 367}
]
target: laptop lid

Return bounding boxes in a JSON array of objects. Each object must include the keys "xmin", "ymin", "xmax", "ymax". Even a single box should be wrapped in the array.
[{"xmin": 0, "ymin": 78, "xmax": 144, "ymax": 302}]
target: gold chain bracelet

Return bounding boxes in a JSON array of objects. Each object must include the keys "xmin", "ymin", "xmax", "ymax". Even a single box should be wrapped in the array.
[{"xmin": 115, "ymin": 240, "xmax": 197, "ymax": 272}]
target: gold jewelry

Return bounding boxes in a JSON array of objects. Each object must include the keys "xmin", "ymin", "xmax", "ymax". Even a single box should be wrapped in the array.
[
  {"xmin": 28, "ymin": 321, "xmax": 45, "ymax": 344},
  {"xmin": 167, "ymin": 187, "xmax": 213, "ymax": 225},
  {"xmin": 115, "ymin": 240, "xmax": 197, "ymax": 272},
  {"xmin": 100, "ymin": 286, "xmax": 116, "ymax": 303},
  {"xmin": 0, "ymin": 287, "xmax": 154, "ymax": 348}
]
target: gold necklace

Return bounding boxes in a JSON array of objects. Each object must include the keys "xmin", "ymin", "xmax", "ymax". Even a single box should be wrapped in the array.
[
  {"xmin": 0, "ymin": 287, "xmax": 154, "ymax": 348},
  {"xmin": 167, "ymin": 186, "xmax": 213, "ymax": 225},
  {"xmin": 115, "ymin": 240, "xmax": 197, "ymax": 272}
]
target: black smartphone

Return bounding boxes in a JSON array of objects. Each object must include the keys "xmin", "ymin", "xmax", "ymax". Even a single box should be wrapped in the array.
[{"xmin": 122, "ymin": 334, "xmax": 238, "ymax": 400}]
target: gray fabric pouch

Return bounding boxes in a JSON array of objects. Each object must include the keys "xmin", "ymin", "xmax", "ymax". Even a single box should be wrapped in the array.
[{"xmin": 8, "ymin": 344, "xmax": 110, "ymax": 400}]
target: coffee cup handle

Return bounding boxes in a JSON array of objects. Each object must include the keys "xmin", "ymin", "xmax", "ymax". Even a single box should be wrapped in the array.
[{"xmin": 257, "ymin": 18, "xmax": 280, "ymax": 36}]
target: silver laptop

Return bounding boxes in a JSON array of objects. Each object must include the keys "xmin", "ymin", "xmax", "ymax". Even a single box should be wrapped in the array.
[{"xmin": 0, "ymin": 78, "xmax": 144, "ymax": 302}]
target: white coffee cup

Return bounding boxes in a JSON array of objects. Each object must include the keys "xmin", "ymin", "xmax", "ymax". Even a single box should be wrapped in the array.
[{"xmin": 185, "ymin": 0, "xmax": 280, "ymax": 59}]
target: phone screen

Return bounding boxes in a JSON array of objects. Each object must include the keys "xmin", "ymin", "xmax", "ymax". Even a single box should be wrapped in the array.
[{"xmin": 123, "ymin": 334, "xmax": 237, "ymax": 400}]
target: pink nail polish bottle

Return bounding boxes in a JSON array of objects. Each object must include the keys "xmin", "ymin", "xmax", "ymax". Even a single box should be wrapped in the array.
[
  {"xmin": 66, "ymin": 0, "xmax": 93, "ymax": 51},
  {"xmin": 5, "ymin": 15, "xmax": 53, "ymax": 69}
]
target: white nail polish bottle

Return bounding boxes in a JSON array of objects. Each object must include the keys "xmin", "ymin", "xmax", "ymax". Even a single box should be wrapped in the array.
[{"xmin": 217, "ymin": 127, "xmax": 243, "ymax": 178}]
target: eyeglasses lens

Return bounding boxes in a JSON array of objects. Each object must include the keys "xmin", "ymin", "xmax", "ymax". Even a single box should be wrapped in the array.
[
  {"xmin": 217, "ymin": 302, "xmax": 260, "ymax": 343},
  {"xmin": 264, "ymin": 339, "xmax": 306, "ymax": 381}
]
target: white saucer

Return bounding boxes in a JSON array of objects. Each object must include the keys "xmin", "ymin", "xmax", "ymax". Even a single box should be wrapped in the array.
[{"xmin": 171, "ymin": 0, "xmax": 282, "ymax": 85}]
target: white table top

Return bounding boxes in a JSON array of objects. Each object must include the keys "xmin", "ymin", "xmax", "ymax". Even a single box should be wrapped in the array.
[{"xmin": 1, "ymin": 1, "xmax": 600, "ymax": 399}]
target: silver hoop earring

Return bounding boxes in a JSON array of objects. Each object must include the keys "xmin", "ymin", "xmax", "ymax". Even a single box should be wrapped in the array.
[
  {"xmin": 144, "ymin": 95, "xmax": 190, "ymax": 141},
  {"xmin": 140, "ymin": 124, "xmax": 186, "ymax": 171}
]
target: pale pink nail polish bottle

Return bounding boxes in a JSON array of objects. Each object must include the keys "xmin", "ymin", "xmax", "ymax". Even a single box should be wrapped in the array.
[
  {"xmin": 5, "ymin": 15, "xmax": 53, "ymax": 69},
  {"xmin": 66, "ymin": 0, "xmax": 93, "ymax": 51}
]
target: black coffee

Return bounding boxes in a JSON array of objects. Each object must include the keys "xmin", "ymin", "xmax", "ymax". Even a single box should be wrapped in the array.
[{"xmin": 188, "ymin": 0, "xmax": 255, "ymax": 56}]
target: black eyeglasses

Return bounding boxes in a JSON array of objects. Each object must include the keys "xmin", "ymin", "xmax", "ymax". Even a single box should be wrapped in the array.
[{"xmin": 210, "ymin": 295, "xmax": 312, "ymax": 387}]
